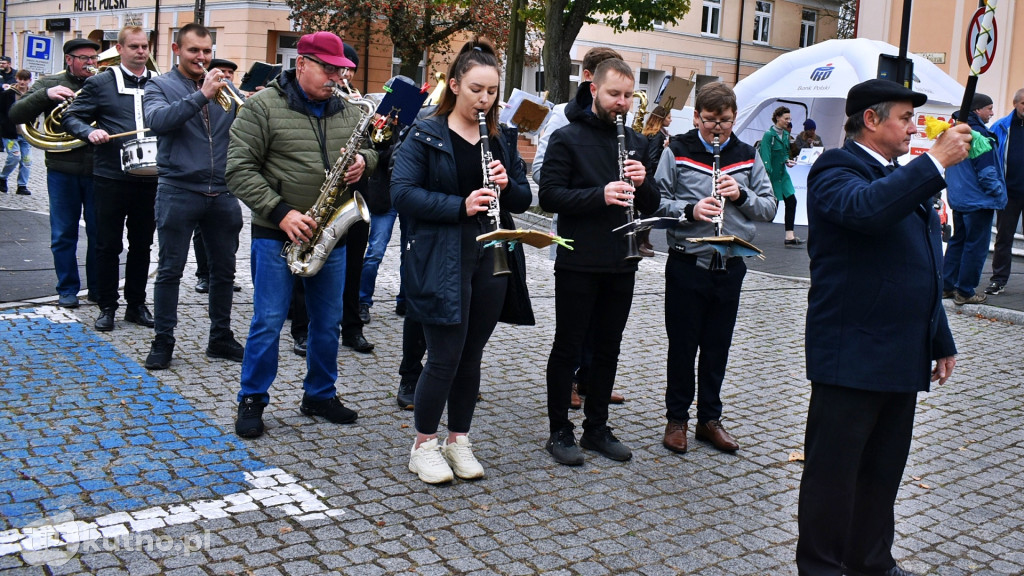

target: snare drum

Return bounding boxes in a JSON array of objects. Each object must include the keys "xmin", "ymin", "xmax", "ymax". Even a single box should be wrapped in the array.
[{"xmin": 120, "ymin": 137, "xmax": 158, "ymax": 176}]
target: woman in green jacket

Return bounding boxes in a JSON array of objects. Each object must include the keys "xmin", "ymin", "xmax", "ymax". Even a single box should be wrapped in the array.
[{"xmin": 760, "ymin": 106, "xmax": 801, "ymax": 246}]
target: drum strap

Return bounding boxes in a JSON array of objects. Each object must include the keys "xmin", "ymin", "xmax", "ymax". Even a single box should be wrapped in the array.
[{"xmin": 112, "ymin": 66, "xmax": 147, "ymax": 133}]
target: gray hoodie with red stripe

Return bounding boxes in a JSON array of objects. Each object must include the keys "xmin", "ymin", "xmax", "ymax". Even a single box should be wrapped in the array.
[{"xmin": 653, "ymin": 128, "xmax": 777, "ymax": 269}]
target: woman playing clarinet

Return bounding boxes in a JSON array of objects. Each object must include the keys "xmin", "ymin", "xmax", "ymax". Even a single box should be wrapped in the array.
[{"xmin": 391, "ymin": 38, "xmax": 531, "ymax": 484}]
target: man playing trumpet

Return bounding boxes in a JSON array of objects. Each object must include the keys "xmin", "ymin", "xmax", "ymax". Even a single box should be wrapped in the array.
[{"xmin": 141, "ymin": 22, "xmax": 245, "ymax": 370}]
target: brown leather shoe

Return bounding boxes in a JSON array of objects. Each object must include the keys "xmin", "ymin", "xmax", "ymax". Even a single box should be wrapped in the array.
[
  {"xmin": 694, "ymin": 420, "xmax": 739, "ymax": 452},
  {"xmin": 609, "ymin": 391, "xmax": 625, "ymax": 404},
  {"xmin": 570, "ymin": 382, "xmax": 582, "ymax": 410},
  {"xmin": 663, "ymin": 420, "xmax": 688, "ymax": 453}
]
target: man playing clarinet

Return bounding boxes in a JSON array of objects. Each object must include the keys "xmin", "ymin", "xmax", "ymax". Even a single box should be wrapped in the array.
[{"xmin": 538, "ymin": 58, "xmax": 657, "ymax": 466}]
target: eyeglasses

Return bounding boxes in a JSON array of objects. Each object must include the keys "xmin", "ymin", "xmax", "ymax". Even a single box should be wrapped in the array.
[
  {"xmin": 68, "ymin": 55, "xmax": 100, "ymax": 62},
  {"xmin": 700, "ymin": 117, "xmax": 734, "ymax": 129},
  {"xmin": 303, "ymin": 56, "xmax": 350, "ymax": 76}
]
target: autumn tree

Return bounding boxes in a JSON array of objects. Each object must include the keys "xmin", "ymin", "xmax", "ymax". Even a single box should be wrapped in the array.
[
  {"xmin": 287, "ymin": 0, "xmax": 511, "ymax": 80},
  {"xmin": 537, "ymin": 0, "xmax": 692, "ymax": 104}
]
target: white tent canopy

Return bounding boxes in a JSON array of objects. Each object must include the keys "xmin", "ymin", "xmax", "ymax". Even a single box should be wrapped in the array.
[{"xmin": 734, "ymin": 38, "xmax": 966, "ymax": 151}]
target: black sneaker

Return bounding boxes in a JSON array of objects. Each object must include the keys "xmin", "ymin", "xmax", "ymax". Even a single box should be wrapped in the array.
[
  {"xmin": 546, "ymin": 427, "xmax": 584, "ymax": 466},
  {"xmin": 985, "ymin": 282, "xmax": 1005, "ymax": 295},
  {"xmin": 207, "ymin": 338, "xmax": 245, "ymax": 362},
  {"xmin": 299, "ymin": 394, "xmax": 357, "ymax": 424},
  {"xmin": 0, "ymin": 179, "xmax": 7, "ymax": 193},
  {"xmin": 15, "ymin": 186, "xmax": 30, "ymax": 196},
  {"xmin": 396, "ymin": 379, "xmax": 416, "ymax": 410},
  {"xmin": 195, "ymin": 278, "xmax": 209, "ymax": 293},
  {"xmin": 292, "ymin": 334, "xmax": 307, "ymax": 357},
  {"xmin": 145, "ymin": 336, "xmax": 175, "ymax": 370},
  {"xmin": 358, "ymin": 302, "xmax": 371, "ymax": 324},
  {"xmin": 580, "ymin": 425, "xmax": 633, "ymax": 461},
  {"xmin": 235, "ymin": 395, "xmax": 267, "ymax": 438}
]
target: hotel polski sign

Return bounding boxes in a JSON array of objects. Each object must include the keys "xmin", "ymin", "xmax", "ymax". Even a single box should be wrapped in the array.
[{"xmin": 73, "ymin": 0, "xmax": 129, "ymax": 11}]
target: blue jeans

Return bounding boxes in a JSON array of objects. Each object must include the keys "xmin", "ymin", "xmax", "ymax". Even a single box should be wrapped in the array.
[
  {"xmin": 238, "ymin": 238, "xmax": 347, "ymax": 404},
  {"xmin": 2, "ymin": 136, "xmax": 31, "ymax": 188},
  {"xmin": 359, "ymin": 208, "xmax": 403, "ymax": 307},
  {"xmin": 47, "ymin": 170, "xmax": 98, "ymax": 299},
  {"xmin": 153, "ymin": 185, "xmax": 242, "ymax": 341},
  {"xmin": 942, "ymin": 209, "xmax": 994, "ymax": 297}
]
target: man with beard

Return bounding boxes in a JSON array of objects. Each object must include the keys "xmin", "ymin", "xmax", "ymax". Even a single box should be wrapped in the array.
[{"xmin": 538, "ymin": 58, "xmax": 658, "ymax": 466}]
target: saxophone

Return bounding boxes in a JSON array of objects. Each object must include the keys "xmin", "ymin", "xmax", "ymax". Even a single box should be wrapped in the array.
[{"xmin": 283, "ymin": 80, "xmax": 374, "ymax": 277}]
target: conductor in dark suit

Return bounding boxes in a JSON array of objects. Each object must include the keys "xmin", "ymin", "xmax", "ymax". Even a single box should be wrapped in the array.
[{"xmin": 796, "ymin": 79, "xmax": 972, "ymax": 576}]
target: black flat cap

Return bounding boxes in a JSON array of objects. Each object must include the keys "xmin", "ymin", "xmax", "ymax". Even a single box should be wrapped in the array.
[
  {"xmin": 845, "ymin": 78, "xmax": 927, "ymax": 117},
  {"xmin": 209, "ymin": 58, "xmax": 238, "ymax": 71},
  {"xmin": 63, "ymin": 38, "xmax": 101, "ymax": 54}
]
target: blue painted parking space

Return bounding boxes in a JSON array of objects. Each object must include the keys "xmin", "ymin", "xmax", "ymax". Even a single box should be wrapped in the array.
[{"xmin": 0, "ymin": 307, "xmax": 265, "ymax": 531}]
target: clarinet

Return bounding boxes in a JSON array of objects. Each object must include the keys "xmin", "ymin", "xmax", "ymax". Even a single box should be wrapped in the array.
[
  {"xmin": 478, "ymin": 111, "xmax": 511, "ymax": 276},
  {"xmin": 709, "ymin": 135, "xmax": 727, "ymax": 274},
  {"xmin": 616, "ymin": 114, "xmax": 642, "ymax": 262}
]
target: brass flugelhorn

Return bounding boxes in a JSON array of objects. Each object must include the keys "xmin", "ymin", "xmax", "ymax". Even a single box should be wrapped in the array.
[
  {"xmin": 18, "ymin": 48, "xmax": 160, "ymax": 152},
  {"xmin": 200, "ymin": 63, "xmax": 244, "ymax": 113}
]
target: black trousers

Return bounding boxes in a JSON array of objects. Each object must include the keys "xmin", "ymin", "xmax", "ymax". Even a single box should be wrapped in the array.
[
  {"xmin": 796, "ymin": 383, "xmax": 917, "ymax": 576},
  {"xmin": 546, "ymin": 269, "xmax": 635, "ymax": 434},
  {"xmin": 341, "ymin": 220, "xmax": 369, "ymax": 339},
  {"xmin": 990, "ymin": 193, "xmax": 1024, "ymax": 285},
  {"xmin": 92, "ymin": 176, "xmax": 156, "ymax": 310},
  {"xmin": 784, "ymin": 194, "xmax": 798, "ymax": 232},
  {"xmin": 413, "ymin": 243, "xmax": 506, "ymax": 435},
  {"xmin": 664, "ymin": 252, "xmax": 745, "ymax": 424}
]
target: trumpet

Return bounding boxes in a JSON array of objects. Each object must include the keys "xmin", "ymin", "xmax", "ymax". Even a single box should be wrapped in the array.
[{"xmin": 200, "ymin": 63, "xmax": 245, "ymax": 113}]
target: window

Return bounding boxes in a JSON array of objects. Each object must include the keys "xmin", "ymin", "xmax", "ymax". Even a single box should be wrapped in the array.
[
  {"xmin": 392, "ymin": 49, "xmax": 427, "ymax": 85},
  {"xmin": 702, "ymin": 0, "xmax": 721, "ymax": 36},
  {"xmin": 800, "ymin": 10, "xmax": 817, "ymax": 48},
  {"xmin": 568, "ymin": 62, "xmax": 582, "ymax": 97},
  {"xmin": 753, "ymin": 1, "xmax": 772, "ymax": 45}
]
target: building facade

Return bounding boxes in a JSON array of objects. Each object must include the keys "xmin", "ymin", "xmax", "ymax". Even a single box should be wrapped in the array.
[
  {"xmin": 857, "ymin": 0, "xmax": 1023, "ymax": 115},
  {"xmin": 2, "ymin": 0, "xmax": 841, "ymax": 106},
  {"xmin": 535, "ymin": 0, "xmax": 843, "ymax": 107}
]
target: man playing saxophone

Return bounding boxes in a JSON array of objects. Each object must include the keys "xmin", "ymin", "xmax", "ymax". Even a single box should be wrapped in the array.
[
  {"xmin": 226, "ymin": 31, "xmax": 377, "ymax": 439},
  {"xmin": 141, "ymin": 22, "xmax": 245, "ymax": 370},
  {"xmin": 8, "ymin": 38, "xmax": 101, "ymax": 308}
]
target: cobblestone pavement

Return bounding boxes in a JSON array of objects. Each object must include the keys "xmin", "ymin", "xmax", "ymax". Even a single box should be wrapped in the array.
[{"xmin": 2, "ymin": 155, "xmax": 1024, "ymax": 575}]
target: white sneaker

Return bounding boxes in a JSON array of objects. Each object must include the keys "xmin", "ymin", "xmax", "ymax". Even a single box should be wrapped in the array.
[
  {"xmin": 441, "ymin": 436, "xmax": 485, "ymax": 480},
  {"xmin": 409, "ymin": 438, "xmax": 453, "ymax": 484}
]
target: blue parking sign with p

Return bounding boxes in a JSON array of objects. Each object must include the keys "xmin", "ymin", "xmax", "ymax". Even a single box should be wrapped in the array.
[{"xmin": 27, "ymin": 36, "xmax": 52, "ymax": 59}]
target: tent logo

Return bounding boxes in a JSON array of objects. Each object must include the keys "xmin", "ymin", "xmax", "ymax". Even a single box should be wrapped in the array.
[{"xmin": 810, "ymin": 65, "xmax": 834, "ymax": 81}]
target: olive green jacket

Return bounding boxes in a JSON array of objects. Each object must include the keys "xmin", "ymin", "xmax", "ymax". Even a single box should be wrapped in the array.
[
  {"xmin": 226, "ymin": 70, "xmax": 377, "ymax": 241},
  {"xmin": 8, "ymin": 70, "xmax": 94, "ymax": 176}
]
